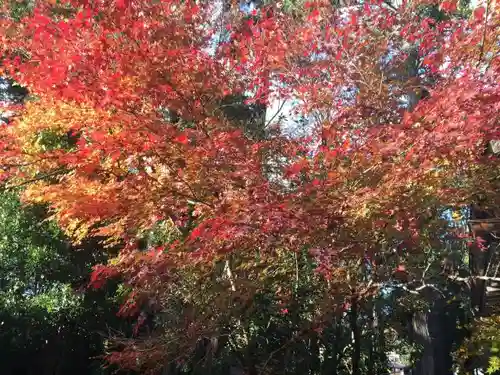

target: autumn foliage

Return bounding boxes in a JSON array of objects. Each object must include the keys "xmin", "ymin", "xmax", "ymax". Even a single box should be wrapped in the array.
[{"xmin": 0, "ymin": 0, "xmax": 499, "ymax": 371}]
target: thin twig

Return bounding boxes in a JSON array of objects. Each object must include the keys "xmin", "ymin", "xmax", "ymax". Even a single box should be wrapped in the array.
[
  {"xmin": 477, "ymin": 0, "xmax": 491, "ymax": 66},
  {"xmin": 1, "ymin": 168, "xmax": 70, "ymax": 191},
  {"xmin": 264, "ymin": 100, "xmax": 287, "ymax": 129}
]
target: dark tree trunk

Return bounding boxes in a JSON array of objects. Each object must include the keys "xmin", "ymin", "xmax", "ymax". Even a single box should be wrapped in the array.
[
  {"xmin": 368, "ymin": 302, "xmax": 384, "ymax": 375},
  {"xmin": 429, "ymin": 308, "xmax": 454, "ymax": 375},
  {"xmin": 323, "ymin": 316, "xmax": 343, "ymax": 375},
  {"xmin": 378, "ymin": 314, "xmax": 388, "ymax": 373},
  {"xmin": 410, "ymin": 290, "xmax": 467, "ymax": 375},
  {"xmin": 410, "ymin": 311, "xmax": 434, "ymax": 375},
  {"xmin": 309, "ymin": 334, "xmax": 321, "ymax": 375},
  {"xmin": 350, "ymin": 294, "xmax": 361, "ymax": 375}
]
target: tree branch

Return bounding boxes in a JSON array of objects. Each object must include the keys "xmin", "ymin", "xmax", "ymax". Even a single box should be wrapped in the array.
[
  {"xmin": 0, "ymin": 168, "xmax": 71, "ymax": 192},
  {"xmin": 449, "ymin": 275, "xmax": 500, "ymax": 283}
]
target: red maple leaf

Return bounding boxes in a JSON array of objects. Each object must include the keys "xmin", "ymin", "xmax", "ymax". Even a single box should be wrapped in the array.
[
  {"xmin": 174, "ymin": 134, "xmax": 189, "ymax": 145},
  {"xmin": 473, "ymin": 7, "xmax": 486, "ymax": 21}
]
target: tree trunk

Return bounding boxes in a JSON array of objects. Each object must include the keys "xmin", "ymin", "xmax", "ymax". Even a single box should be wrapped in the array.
[
  {"xmin": 309, "ymin": 334, "xmax": 321, "ymax": 375},
  {"xmin": 350, "ymin": 294, "xmax": 361, "ymax": 375},
  {"xmin": 323, "ymin": 316, "xmax": 343, "ymax": 375},
  {"xmin": 410, "ymin": 311, "xmax": 434, "ymax": 375}
]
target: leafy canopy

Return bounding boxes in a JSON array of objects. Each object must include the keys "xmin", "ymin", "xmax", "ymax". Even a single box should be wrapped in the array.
[{"xmin": 0, "ymin": 0, "xmax": 498, "ymax": 371}]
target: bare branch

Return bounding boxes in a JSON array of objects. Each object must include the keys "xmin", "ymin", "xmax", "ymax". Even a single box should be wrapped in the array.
[{"xmin": 449, "ymin": 275, "xmax": 500, "ymax": 283}]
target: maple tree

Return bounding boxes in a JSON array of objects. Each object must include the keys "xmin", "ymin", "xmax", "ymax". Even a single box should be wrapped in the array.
[{"xmin": 0, "ymin": 0, "xmax": 498, "ymax": 373}]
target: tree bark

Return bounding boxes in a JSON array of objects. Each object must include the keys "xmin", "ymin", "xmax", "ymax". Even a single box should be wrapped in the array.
[
  {"xmin": 323, "ymin": 316, "xmax": 343, "ymax": 375},
  {"xmin": 350, "ymin": 294, "xmax": 361, "ymax": 375}
]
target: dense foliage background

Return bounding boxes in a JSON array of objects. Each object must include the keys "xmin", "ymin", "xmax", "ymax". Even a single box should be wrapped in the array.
[{"xmin": 0, "ymin": 0, "xmax": 498, "ymax": 374}]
